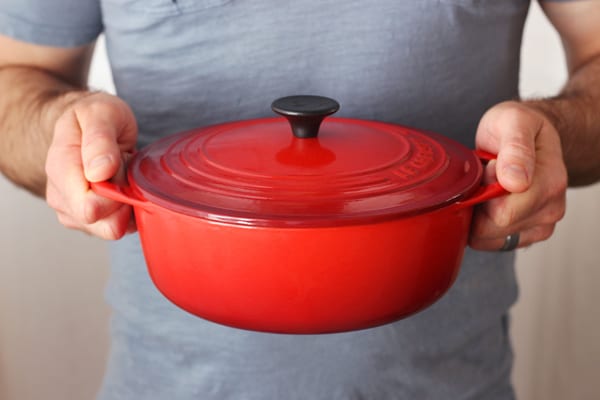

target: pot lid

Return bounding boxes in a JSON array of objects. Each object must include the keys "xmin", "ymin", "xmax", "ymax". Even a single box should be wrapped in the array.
[{"xmin": 129, "ymin": 96, "xmax": 483, "ymax": 227}]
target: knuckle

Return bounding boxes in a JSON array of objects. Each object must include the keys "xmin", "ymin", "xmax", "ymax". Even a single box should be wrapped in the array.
[
  {"xmin": 81, "ymin": 129, "xmax": 112, "ymax": 148},
  {"xmin": 45, "ymin": 185, "xmax": 65, "ymax": 212},
  {"xmin": 489, "ymin": 102, "xmax": 529, "ymax": 127},
  {"xmin": 76, "ymin": 95, "xmax": 115, "ymax": 115},
  {"xmin": 546, "ymin": 168, "xmax": 568, "ymax": 195},
  {"xmin": 46, "ymin": 194, "xmax": 61, "ymax": 211},
  {"xmin": 82, "ymin": 197, "xmax": 102, "ymax": 225},
  {"xmin": 503, "ymin": 141, "xmax": 536, "ymax": 162},
  {"xmin": 77, "ymin": 95, "xmax": 131, "ymax": 126},
  {"xmin": 88, "ymin": 205, "xmax": 131, "ymax": 240},
  {"xmin": 98, "ymin": 221, "xmax": 125, "ymax": 241},
  {"xmin": 546, "ymin": 202, "xmax": 566, "ymax": 224},
  {"xmin": 539, "ymin": 190, "xmax": 566, "ymax": 225},
  {"xmin": 556, "ymin": 173, "xmax": 568, "ymax": 195},
  {"xmin": 57, "ymin": 213, "xmax": 78, "ymax": 230},
  {"xmin": 498, "ymin": 101, "xmax": 534, "ymax": 121},
  {"xmin": 487, "ymin": 201, "xmax": 515, "ymax": 228},
  {"xmin": 535, "ymin": 224, "xmax": 556, "ymax": 242}
]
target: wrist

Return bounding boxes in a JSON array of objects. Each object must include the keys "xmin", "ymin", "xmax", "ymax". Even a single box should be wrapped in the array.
[
  {"xmin": 522, "ymin": 95, "xmax": 575, "ymax": 135},
  {"xmin": 521, "ymin": 93, "xmax": 599, "ymax": 186},
  {"xmin": 523, "ymin": 96, "xmax": 584, "ymax": 160},
  {"xmin": 0, "ymin": 66, "xmax": 98, "ymax": 196}
]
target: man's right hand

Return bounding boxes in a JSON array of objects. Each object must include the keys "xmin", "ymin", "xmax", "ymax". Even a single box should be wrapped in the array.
[
  {"xmin": 0, "ymin": 36, "xmax": 135, "ymax": 240},
  {"xmin": 45, "ymin": 92, "xmax": 138, "ymax": 240}
]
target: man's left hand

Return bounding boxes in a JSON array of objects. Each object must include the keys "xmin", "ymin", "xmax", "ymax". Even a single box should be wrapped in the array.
[{"xmin": 469, "ymin": 101, "xmax": 568, "ymax": 251}]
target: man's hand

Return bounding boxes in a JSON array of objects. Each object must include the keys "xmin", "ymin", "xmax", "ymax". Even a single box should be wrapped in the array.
[
  {"xmin": 0, "ymin": 36, "xmax": 136, "ymax": 240},
  {"xmin": 45, "ymin": 92, "xmax": 138, "ymax": 240},
  {"xmin": 472, "ymin": 0, "xmax": 600, "ymax": 251},
  {"xmin": 469, "ymin": 101, "xmax": 568, "ymax": 251}
]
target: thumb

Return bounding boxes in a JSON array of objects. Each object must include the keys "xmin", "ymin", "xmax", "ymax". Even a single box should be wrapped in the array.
[
  {"xmin": 75, "ymin": 97, "xmax": 137, "ymax": 183},
  {"xmin": 476, "ymin": 102, "xmax": 539, "ymax": 193},
  {"xmin": 495, "ymin": 129, "xmax": 536, "ymax": 193},
  {"xmin": 81, "ymin": 121, "xmax": 122, "ymax": 183}
]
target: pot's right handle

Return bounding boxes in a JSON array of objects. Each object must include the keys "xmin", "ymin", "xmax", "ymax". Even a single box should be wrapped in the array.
[
  {"xmin": 91, "ymin": 181, "xmax": 151, "ymax": 209},
  {"xmin": 453, "ymin": 149, "xmax": 508, "ymax": 209}
]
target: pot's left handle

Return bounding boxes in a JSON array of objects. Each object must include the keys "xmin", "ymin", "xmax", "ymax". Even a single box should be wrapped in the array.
[
  {"xmin": 453, "ymin": 149, "xmax": 508, "ymax": 208},
  {"xmin": 90, "ymin": 181, "xmax": 150, "ymax": 209}
]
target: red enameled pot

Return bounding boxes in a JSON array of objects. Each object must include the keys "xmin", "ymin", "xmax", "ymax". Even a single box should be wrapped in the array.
[{"xmin": 92, "ymin": 96, "xmax": 505, "ymax": 334}]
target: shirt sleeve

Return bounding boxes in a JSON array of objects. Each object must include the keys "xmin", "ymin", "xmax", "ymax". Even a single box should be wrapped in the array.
[{"xmin": 0, "ymin": 0, "xmax": 102, "ymax": 47}]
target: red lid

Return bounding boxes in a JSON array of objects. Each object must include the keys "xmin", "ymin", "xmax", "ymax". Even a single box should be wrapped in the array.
[{"xmin": 128, "ymin": 96, "xmax": 483, "ymax": 227}]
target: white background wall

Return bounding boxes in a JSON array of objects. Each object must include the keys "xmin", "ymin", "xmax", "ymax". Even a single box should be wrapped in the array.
[
  {"xmin": 510, "ymin": 4, "xmax": 600, "ymax": 399},
  {"xmin": 1, "ymin": 2, "xmax": 599, "ymax": 399}
]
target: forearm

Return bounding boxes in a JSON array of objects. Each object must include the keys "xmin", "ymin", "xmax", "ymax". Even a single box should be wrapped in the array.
[
  {"xmin": 525, "ymin": 56, "xmax": 600, "ymax": 186},
  {"xmin": 525, "ymin": 0, "xmax": 600, "ymax": 187},
  {"xmin": 0, "ymin": 67, "xmax": 90, "ymax": 196}
]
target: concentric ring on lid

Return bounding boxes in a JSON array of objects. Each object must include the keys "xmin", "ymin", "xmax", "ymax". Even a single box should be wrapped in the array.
[{"xmin": 128, "ymin": 116, "xmax": 483, "ymax": 227}]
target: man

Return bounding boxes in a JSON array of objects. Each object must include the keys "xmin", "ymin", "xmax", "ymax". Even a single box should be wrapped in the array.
[{"xmin": 0, "ymin": 0, "xmax": 598, "ymax": 399}]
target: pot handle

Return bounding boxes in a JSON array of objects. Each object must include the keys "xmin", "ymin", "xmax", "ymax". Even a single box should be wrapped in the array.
[
  {"xmin": 90, "ymin": 181, "xmax": 150, "ymax": 209},
  {"xmin": 453, "ymin": 149, "xmax": 508, "ymax": 208}
]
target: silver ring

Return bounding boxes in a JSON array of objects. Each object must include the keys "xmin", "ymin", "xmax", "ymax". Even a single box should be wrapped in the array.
[{"xmin": 500, "ymin": 233, "xmax": 520, "ymax": 252}]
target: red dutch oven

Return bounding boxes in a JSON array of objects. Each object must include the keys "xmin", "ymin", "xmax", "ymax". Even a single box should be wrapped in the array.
[{"xmin": 92, "ymin": 96, "xmax": 504, "ymax": 334}]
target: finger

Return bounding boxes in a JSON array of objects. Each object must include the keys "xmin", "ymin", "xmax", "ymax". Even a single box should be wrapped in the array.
[
  {"xmin": 56, "ymin": 210, "xmax": 84, "ymax": 231},
  {"xmin": 76, "ymin": 100, "xmax": 135, "ymax": 183},
  {"xmin": 469, "ymin": 223, "xmax": 556, "ymax": 251},
  {"xmin": 47, "ymin": 94, "xmax": 138, "ymax": 231},
  {"xmin": 57, "ymin": 203, "xmax": 133, "ymax": 240},
  {"xmin": 81, "ymin": 151, "xmax": 130, "ymax": 223},
  {"xmin": 476, "ymin": 102, "xmax": 539, "ymax": 193},
  {"xmin": 110, "ymin": 151, "xmax": 131, "ymax": 184},
  {"xmin": 55, "ymin": 195, "xmax": 135, "ymax": 239},
  {"xmin": 82, "ymin": 190, "xmax": 128, "ymax": 223},
  {"xmin": 496, "ymin": 129, "xmax": 536, "ymax": 194},
  {"xmin": 471, "ymin": 188, "xmax": 565, "ymax": 238},
  {"xmin": 83, "ymin": 202, "xmax": 134, "ymax": 240},
  {"xmin": 52, "ymin": 160, "xmax": 129, "ymax": 225},
  {"xmin": 473, "ymin": 158, "xmax": 566, "ymax": 232},
  {"xmin": 474, "ymin": 185, "xmax": 541, "ymax": 230},
  {"xmin": 48, "ymin": 110, "xmax": 90, "ymax": 220}
]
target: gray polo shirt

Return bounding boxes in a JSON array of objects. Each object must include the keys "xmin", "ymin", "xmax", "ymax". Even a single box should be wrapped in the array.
[{"xmin": 0, "ymin": 1, "xmax": 574, "ymax": 399}]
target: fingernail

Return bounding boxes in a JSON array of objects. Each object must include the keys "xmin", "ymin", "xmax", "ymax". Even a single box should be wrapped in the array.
[
  {"xmin": 87, "ymin": 155, "xmax": 112, "ymax": 180},
  {"xmin": 503, "ymin": 164, "xmax": 529, "ymax": 185}
]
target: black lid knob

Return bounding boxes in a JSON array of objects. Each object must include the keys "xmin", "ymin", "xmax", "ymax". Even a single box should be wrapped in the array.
[{"xmin": 271, "ymin": 95, "xmax": 340, "ymax": 139}]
